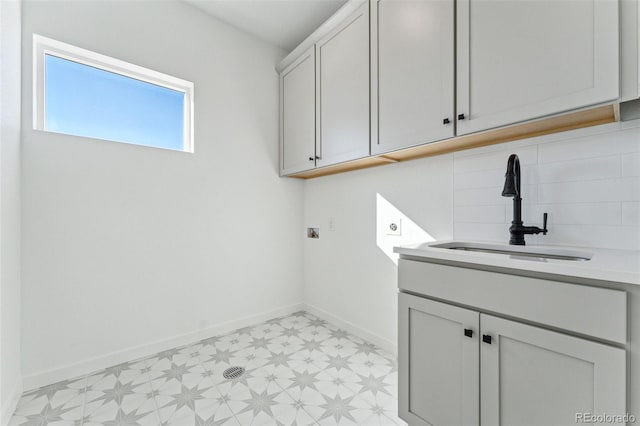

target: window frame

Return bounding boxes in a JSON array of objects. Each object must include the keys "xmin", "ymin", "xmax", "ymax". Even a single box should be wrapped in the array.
[{"xmin": 33, "ymin": 34, "xmax": 195, "ymax": 153}]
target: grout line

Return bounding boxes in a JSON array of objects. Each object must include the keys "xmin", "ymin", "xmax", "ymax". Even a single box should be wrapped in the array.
[
  {"xmin": 456, "ymin": 172, "xmax": 633, "ymax": 190},
  {"xmin": 270, "ymin": 363, "xmax": 321, "ymax": 425},
  {"xmin": 620, "ymin": 201, "xmax": 624, "ymax": 226},
  {"xmin": 79, "ymin": 375, "xmax": 89, "ymax": 426},
  {"xmin": 141, "ymin": 358, "xmax": 163, "ymax": 426}
]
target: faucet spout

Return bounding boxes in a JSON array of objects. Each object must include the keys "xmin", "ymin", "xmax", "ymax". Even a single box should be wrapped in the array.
[
  {"xmin": 502, "ymin": 154, "xmax": 520, "ymax": 198},
  {"xmin": 501, "ymin": 154, "xmax": 547, "ymax": 245}
]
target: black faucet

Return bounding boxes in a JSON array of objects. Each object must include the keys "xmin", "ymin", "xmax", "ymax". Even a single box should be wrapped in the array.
[{"xmin": 501, "ymin": 154, "xmax": 548, "ymax": 245}]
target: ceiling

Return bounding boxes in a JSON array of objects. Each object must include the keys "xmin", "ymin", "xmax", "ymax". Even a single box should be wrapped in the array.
[{"xmin": 185, "ymin": 0, "xmax": 347, "ymax": 52}]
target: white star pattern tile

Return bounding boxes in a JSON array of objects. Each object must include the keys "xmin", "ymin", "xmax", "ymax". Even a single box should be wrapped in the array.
[{"xmin": 9, "ymin": 312, "xmax": 405, "ymax": 425}]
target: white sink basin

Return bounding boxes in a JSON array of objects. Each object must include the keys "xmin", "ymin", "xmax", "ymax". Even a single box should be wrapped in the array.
[{"xmin": 430, "ymin": 241, "xmax": 592, "ymax": 261}]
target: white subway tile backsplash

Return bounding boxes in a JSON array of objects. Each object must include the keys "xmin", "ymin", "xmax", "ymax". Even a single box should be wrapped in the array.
[
  {"xmin": 536, "ymin": 156, "xmax": 620, "ymax": 183},
  {"xmin": 454, "ymin": 146, "xmax": 537, "ymax": 174},
  {"xmin": 622, "ymin": 153, "xmax": 640, "ymax": 177},
  {"xmin": 454, "ymin": 222, "xmax": 511, "ymax": 243},
  {"xmin": 537, "ymin": 127, "xmax": 640, "ymax": 163},
  {"xmin": 455, "ymin": 184, "xmax": 537, "ymax": 206},
  {"xmin": 525, "ymin": 203, "xmax": 621, "ymax": 226},
  {"xmin": 538, "ymin": 178, "xmax": 640, "ymax": 204},
  {"xmin": 617, "ymin": 128, "xmax": 640, "ymax": 153},
  {"xmin": 453, "ymin": 121, "xmax": 640, "ymax": 250},
  {"xmin": 542, "ymin": 225, "xmax": 640, "ymax": 251},
  {"xmin": 454, "ymin": 205, "xmax": 506, "ymax": 224},
  {"xmin": 455, "ymin": 187, "xmax": 503, "ymax": 206},
  {"xmin": 622, "ymin": 202, "xmax": 640, "ymax": 226},
  {"xmin": 454, "ymin": 169, "xmax": 503, "ymax": 190},
  {"xmin": 455, "ymin": 166, "xmax": 537, "ymax": 190}
]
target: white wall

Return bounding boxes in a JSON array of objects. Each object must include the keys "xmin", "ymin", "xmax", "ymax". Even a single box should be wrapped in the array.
[
  {"xmin": 21, "ymin": 0, "xmax": 304, "ymax": 388},
  {"xmin": 0, "ymin": 0, "xmax": 23, "ymax": 423},
  {"xmin": 303, "ymin": 120, "xmax": 640, "ymax": 352},
  {"xmin": 303, "ymin": 155, "xmax": 454, "ymax": 352}
]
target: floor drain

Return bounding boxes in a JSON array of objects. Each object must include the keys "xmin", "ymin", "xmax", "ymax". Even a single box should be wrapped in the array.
[{"xmin": 223, "ymin": 366, "xmax": 245, "ymax": 380}]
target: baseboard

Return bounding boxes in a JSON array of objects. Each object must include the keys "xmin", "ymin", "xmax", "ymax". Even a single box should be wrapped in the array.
[
  {"xmin": 1, "ymin": 378, "xmax": 23, "ymax": 426},
  {"xmin": 303, "ymin": 303, "xmax": 397, "ymax": 356},
  {"xmin": 23, "ymin": 302, "xmax": 303, "ymax": 391}
]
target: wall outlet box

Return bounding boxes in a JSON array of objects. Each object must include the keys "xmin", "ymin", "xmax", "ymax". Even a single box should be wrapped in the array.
[{"xmin": 386, "ymin": 219, "xmax": 401, "ymax": 236}]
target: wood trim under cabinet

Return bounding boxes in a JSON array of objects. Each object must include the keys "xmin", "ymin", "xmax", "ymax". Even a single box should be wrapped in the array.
[{"xmin": 286, "ymin": 104, "xmax": 617, "ymax": 179}]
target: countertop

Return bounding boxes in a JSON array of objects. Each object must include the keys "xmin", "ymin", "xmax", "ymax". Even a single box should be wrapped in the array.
[{"xmin": 394, "ymin": 240, "xmax": 640, "ymax": 286}]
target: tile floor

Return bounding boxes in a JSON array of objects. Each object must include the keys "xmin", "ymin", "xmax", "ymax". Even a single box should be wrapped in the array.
[{"xmin": 9, "ymin": 311, "xmax": 404, "ymax": 426}]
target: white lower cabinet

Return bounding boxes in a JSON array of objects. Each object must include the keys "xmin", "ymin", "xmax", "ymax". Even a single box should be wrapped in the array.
[
  {"xmin": 481, "ymin": 314, "xmax": 626, "ymax": 426},
  {"xmin": 399, "ymin": 293, "xmax": 479, "ymax": 426},
  {"xmin": 399, "ymin": 292, "xmax": 627, "ymax": 426}
]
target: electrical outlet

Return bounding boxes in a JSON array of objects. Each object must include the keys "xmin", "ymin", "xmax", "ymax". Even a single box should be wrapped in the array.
[
  {"xmin": 328, "ymin": 217, "xmax": 336, "ymax": 231},
  {"xmin": 386, "ymin": 219, "xmax": 401, "ymax": 236}
]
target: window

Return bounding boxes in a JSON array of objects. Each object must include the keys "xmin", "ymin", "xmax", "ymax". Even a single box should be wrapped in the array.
[{"xmin": 33, "ymin": 34, "xmax": 194, "ymax": 152}]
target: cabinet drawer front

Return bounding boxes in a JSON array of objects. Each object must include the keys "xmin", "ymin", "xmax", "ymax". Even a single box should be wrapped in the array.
[
  {"xmin": 480, "ymin": 314, "xmax": 626, "ymax": 426},
  {"xmin": 399, "ymin": 259, "xmax": 627, "ymax": 344}
]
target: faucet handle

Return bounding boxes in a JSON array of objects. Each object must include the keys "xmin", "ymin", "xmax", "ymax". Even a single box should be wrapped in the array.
[{"xmin": 542, "ymin": 213, "xmax": 548, "ymax": 235}]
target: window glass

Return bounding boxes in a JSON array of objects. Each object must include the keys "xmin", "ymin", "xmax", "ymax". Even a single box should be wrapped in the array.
[{"xmin": 45, "ymin": 54, "xmax": 185, "ymax": 151}]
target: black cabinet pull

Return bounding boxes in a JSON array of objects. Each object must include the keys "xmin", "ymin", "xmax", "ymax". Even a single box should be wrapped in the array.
[
  {"xmin": 308, "ymin": 157, "xmax": 314, "ymax": 161},
  {"xmin": 482, "ymin": 334, "xmax": 492, "ymax": 344},
  {"xmin": 458, "ymin": 113, "xmax": 466, "ymax": 120},
  {"xmin": 443, "ymin": 118, "xmax": 451, "ymax": 125},
  {"xmin": 464, "ymin": 328, "xmax": 473, "ymax": 338}
]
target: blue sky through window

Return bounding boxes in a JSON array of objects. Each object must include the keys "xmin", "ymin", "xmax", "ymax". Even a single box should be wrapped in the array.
[{"xmin": 45, "ymin": 54, "xmax": 185, "ymax": 151}]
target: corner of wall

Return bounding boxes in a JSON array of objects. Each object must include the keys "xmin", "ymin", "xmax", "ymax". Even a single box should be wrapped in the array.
[
  {"xmin": 303, "ymin": 303, "xmax": 397, "ymax": 356},
  {"xmin": 0, "ymin": 0, "xmax": 23, "ymax": 423},
  {"xmin": 0, "ymin": 378, "xmax": 22, "ymax": 426}
]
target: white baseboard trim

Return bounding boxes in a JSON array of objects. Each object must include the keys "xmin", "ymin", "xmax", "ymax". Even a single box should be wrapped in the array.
[
  {"xmin": 1, "ymin": 378, "xmax": 23, "ymax": 426},
  {"xmin": 23, "ymin": 302, "xmax": 304, "ymax": 391},
  {"xmin": 302, "ymin": 303, "xmax": 397, "ymax": 356}
]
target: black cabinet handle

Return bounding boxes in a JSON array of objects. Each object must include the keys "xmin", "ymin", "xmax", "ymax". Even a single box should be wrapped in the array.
[
  {"xmin": 482, "ymin": 334, "xmax": 492, "ymax": 344},
  {"xmin": 443, "ymin": 118, "xmax": 451, "ymax": 125},
  {"xmin": 458, "ymin": 113, "xmax": 466, "ymax": 120},
  {"xmin": 308, "ymin": 157, "xmax": 314, "ymax": 161},
  {"xmin": 464, "ymin": 328, "xmax": 473, "ymax": 338}
]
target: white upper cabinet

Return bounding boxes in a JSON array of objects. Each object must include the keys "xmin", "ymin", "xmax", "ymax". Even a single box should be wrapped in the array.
[
  {"xmin": 280, "ymin": 47, "xmax": 316, "ymax": 176},
  {"xmin": 456, "ymin": 0, "xmax": 620, "ymax": 135},
  {"xmin": 315, "ymin": 2, "xmax": 370, "ymax": 167},
  {"xmin": 371, "ymin": 0, "xmax": 454, "ymax": 155}
]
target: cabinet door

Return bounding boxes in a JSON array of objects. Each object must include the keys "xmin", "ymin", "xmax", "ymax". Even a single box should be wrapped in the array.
[
  {"xmin": 456, "ymin": 0, "xmax": 619, "ymax": 135},
  {"xmin": 316, "ymin": 2, "xmax": 370, "ymax": 167},
  {"xmin": 280, "ymin": 47, "xmax": 316, "ymax": 176},
  {"xmin": 371, "ymin": 0, "xmax": 454, "ymax": 155},
  {"xmin": 398, "ymin": 293, "xmax": 479, "ymax": 426},
  {"xmin": 480, "ymin": 314, "xmax": 626, "ymax": 426}
]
